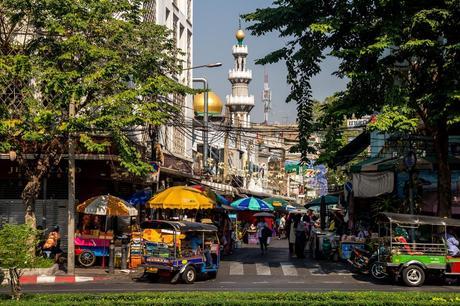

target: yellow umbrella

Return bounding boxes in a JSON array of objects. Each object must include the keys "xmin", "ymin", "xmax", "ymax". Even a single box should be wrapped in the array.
[
  {"xmin": 77, "ymin": 194, "xmax": 138, "ymax": 216},
  {"xmin": 146, "ymin": 186, "xmax": 215, "ymax": 210}
]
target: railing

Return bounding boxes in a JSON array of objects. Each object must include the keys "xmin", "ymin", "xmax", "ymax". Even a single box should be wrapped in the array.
[
  {"xmin": 226, "ymin": 95, "xmax": 255, "ymax": 105},
  {"xmin": 232, "ymin": 45, "xmax": 248, "ymax": 54},
  {"xmin": 390, "ymin": 242, "xmax": 446, "ymax": 256},
  {"xmin": 228, "ymin": 70, "xmax": 252, "ymax": 80}
]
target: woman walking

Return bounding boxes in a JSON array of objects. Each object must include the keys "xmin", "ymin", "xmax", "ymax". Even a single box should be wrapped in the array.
[{"xmin": 295, "ymin": 215, "xmax": 307, "ymax": 258}]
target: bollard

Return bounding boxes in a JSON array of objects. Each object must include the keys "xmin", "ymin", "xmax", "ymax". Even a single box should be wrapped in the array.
[
  {"xmin": 109, "ymin": 240, "xmax": 115, "ymax": 274},
  {"xmin": 121, "ymin": 237, "xmax": 128, "ymax": 270}
]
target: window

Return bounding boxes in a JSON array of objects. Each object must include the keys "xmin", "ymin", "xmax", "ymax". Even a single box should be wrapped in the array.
[
  {"xmin": 187, "ymin": 0, "xmax": 192, "ymax": 21},
  {"xmin": 173, "ymin": 94, "xmax": 185, "ymax": 156},
  {"xmin": 143, "ymin": 0, "xmax": 156, "ymax": 23}
]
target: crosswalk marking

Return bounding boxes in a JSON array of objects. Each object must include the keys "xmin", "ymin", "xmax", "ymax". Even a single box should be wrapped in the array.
[
  {"xmin": 225, "ymin": 261, "xmax": 353, "ymax": 277},
  {"xmin": 229, "ymin": 262, "xmax": 244, "ymax": 275},
  {"xmin": 280, "ymin": 262, "xmax": 298, "ymax": 276},
  {"xmin": 255, "ymin": 263, "xmax": 271, "ymax": 276}
]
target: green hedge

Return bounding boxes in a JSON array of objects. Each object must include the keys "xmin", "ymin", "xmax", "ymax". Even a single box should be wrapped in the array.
[{"xmin": 1, "ymin": 291, "xmax": 460, "ymax": 305}]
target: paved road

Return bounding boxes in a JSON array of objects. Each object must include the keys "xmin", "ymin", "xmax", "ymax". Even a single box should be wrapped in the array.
[{"xmin": 2, "ymin": 239, "xmax": 460, "ymax": 293}]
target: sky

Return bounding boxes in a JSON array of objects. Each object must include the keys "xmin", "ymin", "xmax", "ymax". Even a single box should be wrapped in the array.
[{"xmin": 193, "ymin": 0, "xmax": 348, "ymax": 124}]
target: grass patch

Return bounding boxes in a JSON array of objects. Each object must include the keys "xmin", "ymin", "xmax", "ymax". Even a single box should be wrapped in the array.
[
  {"xmin": 31, "ymin": 258, "xmax": 55, "ymax": 269},
  {"xmin": 1, "ymin": 291, "xmax": 460, "ymax": 305}
]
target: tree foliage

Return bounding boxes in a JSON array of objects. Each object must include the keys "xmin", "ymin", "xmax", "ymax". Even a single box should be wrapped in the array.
[
  {"xmin": 0, "ymin": 0, "xmax": 193, "ymax": 212},
  {"xmin": 244, "ymin": 0, "xmax": 460, "ymax": 216}
]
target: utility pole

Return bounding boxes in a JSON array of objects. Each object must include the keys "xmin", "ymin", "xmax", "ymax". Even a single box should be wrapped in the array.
[
  {"xmin": 67, "ymin": 100, "xmax": 76, "ymax": 275},
  {"xmin": 223, "ymin": 106, "xmax": 229, "ymax": 183}
]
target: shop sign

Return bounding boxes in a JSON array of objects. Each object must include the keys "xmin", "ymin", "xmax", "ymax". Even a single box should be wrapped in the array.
[{"xmin": 347, "ymin": 117, "xmax": 370, "ymax": 128}]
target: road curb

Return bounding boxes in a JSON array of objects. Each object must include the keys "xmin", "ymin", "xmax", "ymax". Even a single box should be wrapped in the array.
[{"xmin": 2, "ymin": 275, "xmax": 108, "ymax": 285}]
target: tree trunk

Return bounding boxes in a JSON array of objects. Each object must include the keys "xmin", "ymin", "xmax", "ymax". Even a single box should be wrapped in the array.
[
  {"xmin": 433, "ymin": 124, "xmax": 451, "ymax": 217},
  {"xmin": 21, "ymin": 175, "xmax": 41, "ymax": 219},
  {"xmin": 18, "ymin": 140, "xmax": 62, "ymax": 225},
  {"xmin": 8, "ymin": 268, "xmax": 21, "ymax": 300}
]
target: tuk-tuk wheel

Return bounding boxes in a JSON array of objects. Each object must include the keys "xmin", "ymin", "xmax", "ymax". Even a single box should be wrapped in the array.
[
  {"xmin": 370, "ymin": 263, "xmax": 386, "ymax": 280},
  {"xmin": 182, "ymin": 266, "xmax": 197, "ymax": 284},
  {"xmin": 78, "ymin": 250, "xmax": 96, "ymax": 267},
  {"xmin": 402, "ymin": 265, "xmax": 425, "ymax": 287}
]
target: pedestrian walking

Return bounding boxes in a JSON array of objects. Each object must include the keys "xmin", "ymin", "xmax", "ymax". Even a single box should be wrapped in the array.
[
  {"xmin": 278, "ymin": 214, "xmax": 286, "ymax": 239},
  {"xmin": 256, "ymin": 217, "xmax": 270, "ymax": 255},
  {"xmin": 295, "ymin": 215, "xmax": 307, "ymax": 258},
  {"xmin": 286, "ymin": 214, "xmax": 296, "ymax": 255}
]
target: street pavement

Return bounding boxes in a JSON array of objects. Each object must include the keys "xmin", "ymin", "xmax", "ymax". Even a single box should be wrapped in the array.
[{"xmin": 2, "ymin": 239, "xmax": 460, "ymax": 293}]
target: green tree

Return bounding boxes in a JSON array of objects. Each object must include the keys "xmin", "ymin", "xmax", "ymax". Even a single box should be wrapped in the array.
[
  {"xmin": 0, "ymin": 224, "xmax": 50, "ymax": 299},
  {"xmin": 244, "ymin": 0, "xmax": 460, "ymax": 217},
  {"xmin": 0, "ymin": 0, "xmax": 192, "ymax": 220}
]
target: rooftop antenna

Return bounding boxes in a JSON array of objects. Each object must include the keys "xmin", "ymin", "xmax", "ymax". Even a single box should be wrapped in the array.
[{"xmin": 262, "ymin": 66, "xmax": 272, "ymax": 125}]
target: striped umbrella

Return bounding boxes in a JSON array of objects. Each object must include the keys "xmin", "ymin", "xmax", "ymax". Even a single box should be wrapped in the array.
[
  {"xmin": 77, "ymin": 195, "xmax": 138, "ymax": 216},
  {"xmin": 230, "ymin": 197, "xmax": 274, "ymax": 212}
]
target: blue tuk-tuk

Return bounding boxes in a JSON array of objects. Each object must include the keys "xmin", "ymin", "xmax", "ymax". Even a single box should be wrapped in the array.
[{"xmin": 141, "ymin": 220, "xmax": 220, "ymax": 284}]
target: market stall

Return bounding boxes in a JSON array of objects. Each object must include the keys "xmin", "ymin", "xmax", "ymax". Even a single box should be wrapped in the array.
[
  {"xmin": 76, "ymin": 195, "xmax": 138, "ymax": 267},
  {"xmin": 230, "ymin": 197, "xmax": 274, "ymax": 244}
]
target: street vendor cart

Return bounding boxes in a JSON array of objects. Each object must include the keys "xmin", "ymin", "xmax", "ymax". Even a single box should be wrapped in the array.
[
  {"xmin": 75, "ymin": 195, "xmax": 138, "ymax": 267},
  {"xmin": 141, "ymin": 220, "xmax": 220, "ymax": 284}
]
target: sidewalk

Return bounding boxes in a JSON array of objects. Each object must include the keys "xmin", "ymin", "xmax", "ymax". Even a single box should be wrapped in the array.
[
  {"xmin": 1, "ymin": 274, "xmax": 109, "ymax": 286},
  {"xmin": 1, "ymin": 267, "xmax": 139, "ymax": 286}
]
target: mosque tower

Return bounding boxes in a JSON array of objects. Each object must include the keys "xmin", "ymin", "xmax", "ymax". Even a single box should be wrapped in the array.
[{"xmin": 226, "ymin": 27, "xmax": 255, "ymax": 129}]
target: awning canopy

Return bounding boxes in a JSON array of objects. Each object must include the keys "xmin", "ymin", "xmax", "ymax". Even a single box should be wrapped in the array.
[
  {"xmin": 379, "ymin": 212, "xmax": 460, "ymax": 227},
  {"xmin": 350, "ymin": 157, "xmax": 398, "ymax": 173},
  {"xmin": 332, "ymin": 131, "xmax": 370, "ymax": 167},
  {"xmin": 237, "ymin": 188, "xmax": 296, "ymax": 203}
]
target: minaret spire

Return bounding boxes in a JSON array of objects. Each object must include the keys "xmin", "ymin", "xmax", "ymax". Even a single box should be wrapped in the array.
[{"xmin": 226, "ymin": 24, "xmax": 254, "ymax": 130}]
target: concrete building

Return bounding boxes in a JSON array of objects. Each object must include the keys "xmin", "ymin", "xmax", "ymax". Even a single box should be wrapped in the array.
[{"xmin": 142, "ymin": 0, "xmax": 196, "ymax": 183}]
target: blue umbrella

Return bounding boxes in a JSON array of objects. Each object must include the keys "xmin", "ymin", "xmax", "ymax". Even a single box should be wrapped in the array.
[
  {"xmin": 230, "ymin": 197, "xmax": 274, "ymax": 211},
  {"xmin": 127, "ymin": 189, "xmax": 152, "ymax": 206}
]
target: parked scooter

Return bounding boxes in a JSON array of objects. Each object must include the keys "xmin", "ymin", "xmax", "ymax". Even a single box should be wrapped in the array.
[{"xmin": 348, "ymin": 246, "xmax": 387, "ymax": 280}]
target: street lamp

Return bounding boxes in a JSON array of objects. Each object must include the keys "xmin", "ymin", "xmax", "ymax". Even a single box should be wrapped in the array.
[
  {"xmin": 184, "ymin": 62, "xmax": 222, "ymax": 71},
  {"xmin": 193, "ymin": 78, "xmax": 209, "ymax": 173},
  {"xmin": 191, "ymin": 63, "xmax": 222, "ymax": 174}
]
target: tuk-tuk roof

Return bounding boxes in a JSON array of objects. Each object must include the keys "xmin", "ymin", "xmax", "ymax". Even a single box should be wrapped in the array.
[
  {"xmin": 141, "ymin": 220, "xmax": 218, "ymax": 232},
  {"xmin": 379, "ymin": 212, "xmax": 460, "ymax": 227}
]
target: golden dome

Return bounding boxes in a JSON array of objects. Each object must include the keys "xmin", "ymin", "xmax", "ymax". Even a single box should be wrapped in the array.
[
  {"xmin": 236, "ymin": 29, "xmax": 245, "ymax": 41},
  {"xmin": 193, "ymin": 92, "xmax": 223, "ymax": 116}
]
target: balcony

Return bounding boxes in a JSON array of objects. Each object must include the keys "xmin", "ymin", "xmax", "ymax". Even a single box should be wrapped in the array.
[
  {"xmin": 232, "ymin": 45, "xmax": 248, "ymax": 55},
  {"xmin": 226, "ymin": 95, "xmax": 255, "ymax": 106},
  {"xmin": 228, "ymin": 69, "xmax": 252, "ymax": 80}
]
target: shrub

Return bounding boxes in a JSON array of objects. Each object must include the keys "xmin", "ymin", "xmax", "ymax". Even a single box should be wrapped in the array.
[{"xmin": 0, "ymin": 224, "xmax": 41, "ymax": 300}]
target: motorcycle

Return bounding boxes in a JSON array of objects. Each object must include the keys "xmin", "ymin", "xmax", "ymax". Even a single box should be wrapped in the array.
[{"xmin": 348, "ymin": 246, "xmax": 387, "ymax": 280}]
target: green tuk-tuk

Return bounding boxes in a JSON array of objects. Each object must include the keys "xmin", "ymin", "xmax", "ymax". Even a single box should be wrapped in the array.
[{"xmin": 377, "ymin": 212, "xmax": 460, "ymax": 287}]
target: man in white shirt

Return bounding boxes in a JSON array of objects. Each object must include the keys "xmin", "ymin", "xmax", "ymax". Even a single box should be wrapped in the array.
[{"xmin": 279, "ymin": 215, "xmax": 286, "ymax": 239}]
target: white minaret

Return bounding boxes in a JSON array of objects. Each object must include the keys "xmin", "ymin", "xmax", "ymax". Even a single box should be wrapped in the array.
[
  {"xmin": 226, "ymin": 27, "xmax": 255, "ymax": 129},
  {"xmin": 262, "ymin": 67, "xmax": 272, "ymax": 125}
]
